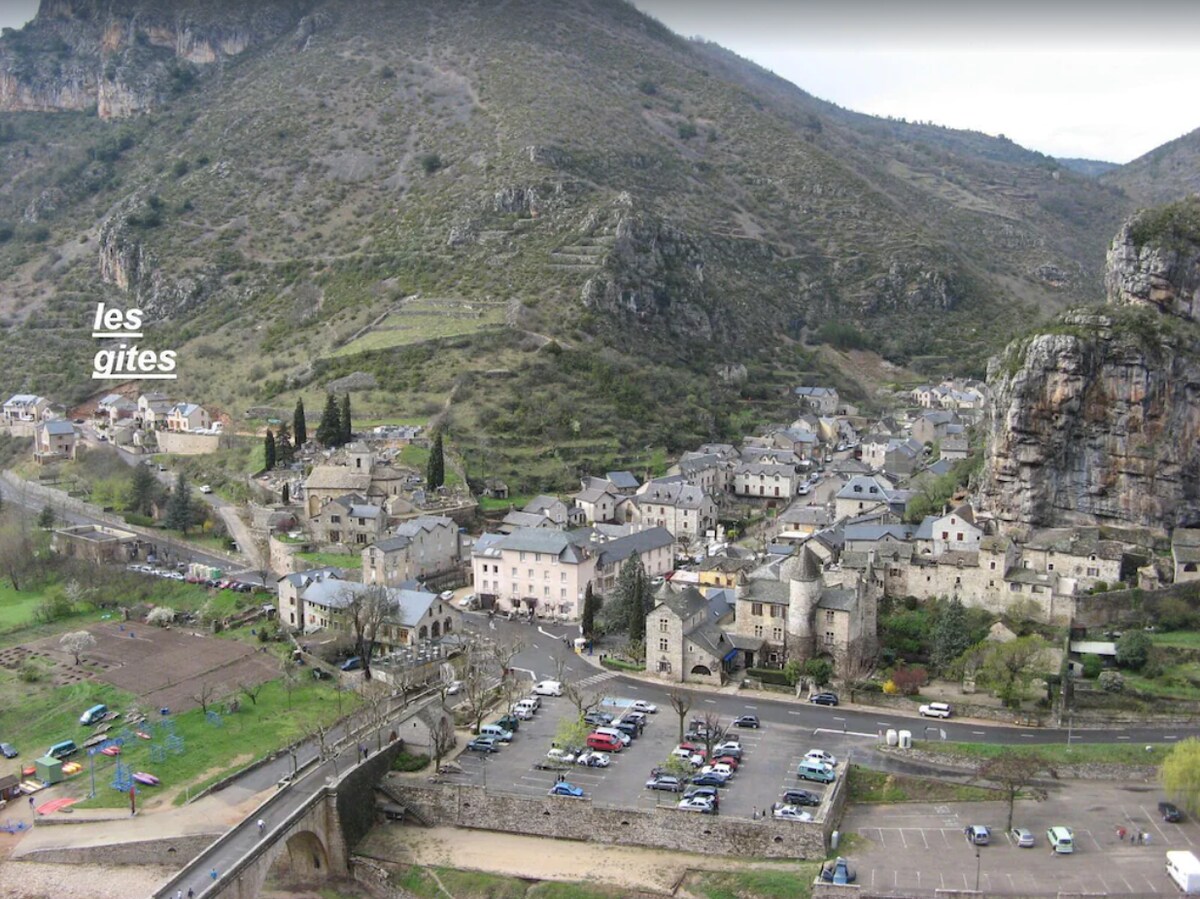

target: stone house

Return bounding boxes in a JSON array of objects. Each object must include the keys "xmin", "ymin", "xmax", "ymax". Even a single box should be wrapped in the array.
[
  {"xmin": 3, "ymin": 394, "xmax": 50, "ymax": 436},
  {"xmin": 732, "ymin": 462, "xmax": 798, "ymax": 500},
  {"xmin": 137, "ymin": 392, "xmax": 174, "ymax": 430},
  {"xmin": 605, "ymin": 471, "xmax": 641, "ymax": 495},
  {"xmin": 96, "ymin": 394, "xmax": 138, "ymax": 426},
  {"xmin": 51, "ymin": 524, "xmax": 138, "ymax": 564},
  {"xmin": 362, "ymin": 515, "xmax": 460, "ymax": 586},
  {"xmin": 625, "ymin": 478, "xmax": 718, "ymax": 541},
  {"xmin": 310, "ymin": 494, "xmax": 385, "ymax": 546},
  {"xmin": 910, "ymin": 411, "xmax": 959, "ymax": 446},
  {"xmin": 770, "ymin": 427, "xmax": 820, "ymax": 461},
  {"xmin": 914, "ymin": 504, "xmax": 982, "ymax": 557},
  {"xmin": 304, "ymin": 465, "xmax": 373, "ymax": 518},
  {"xmin": 591, "ymin": 526, "xmax": 674, "ymax": 593},
  {"xmin": 793, "ymin": 386, "xmax": 840, "ymax": 415},
  {"xmin": 500, "ymin": 509, "xmax": 563, "ymax": 533},
  {"xmin": 165, "ymin": 402, "xmax": 213, "ymax": 432},
  {"xmin": 34, "ymin": 420, "xmax": 78, "ymax": 463},
  {"xmin": 1021, "ymin": 528, "xmax": 1125, "ymax": 590},
  {"xmin": 834, "ymin": 475, "xmax": 903, "ymax": 521},
  {"xmin": 470, "ymin": 528, "xmax": 594, "ymax": 619},
  {"xmin": 524, "ymin": 495, "xmax": 578, "ymax": 526},
  {"xmin": 883, "ymin": 438, "xmax": 924, "ymax": 477},
  {"xmin": 646, "ymin": 586, "xmax": 733, "ymax": 685},
  {"xmin": 669, "ymin": 452, "xmax": 731, "ymax": 494},
  {"xmin": 573, "ymin": 477, "xmax": 622, "ymax": 524},
  {"xmin": 1172, "ymin": 529, "xmax": 1200, "ymax": 584}
]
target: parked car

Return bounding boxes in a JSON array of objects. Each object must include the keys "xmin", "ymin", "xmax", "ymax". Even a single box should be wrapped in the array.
[
  {"xmin": 623, "ymin": 711, "xmax": 648, "ymax": 729},
  {"xmin": 677, "ymin": 795, "xmax": 716, "ymax": 813},
  {"xmin": 0, "ymin": 743, "xmax": 17, "ymax": 759},
  {"xmin": 965, "ymin": 824, "xmax": 991, "ymax": 846},
  {"xmin": 630, "ymin": 700, "xmax": 658, "ymax": 714},
  {"xmin": 685, "ymin": 785, "xmax": 720, "ymax": 810},
  {"xmin": 466, "ymin": 736, "xmax": 500, "ymax": 753},
  {"xmin": 690, "ymin": 770, "xmax": 728, "ymax": 787},
  {"xmin": 809, "ymin": 692, "xmax": 839, "ymax": 706},
  {"xmin": 199, "ymin": 485, "xmax": 213, "ymax": 494},
  {"xmin": 1161, "ymin": 801, "xmax": 1184, "ymax": 823},
  {"xmin": 493, "ymin": 714, "xmax": 521, "ymax": 733},
  {"xmin": 820, "ymin": 857, "xmax": 857, "ymax": 884},
  {"xmin": 671, "ymin": 742, "xmax": 705, "ymax": 762},
  {"xmin": 713, "ymin": 741, "xmax": 742, "ymax": 759},
  {"xmin": 782, "ymin": 789, "xmax": 821, "ymax": 807},
  {"xmin": 576, "ymin": 750, "xmax": 610, "ymax": 768},
  {"xmin": 773, "ymin": 804, "xmax": 813, "ymax": 822},
  {"xmin": 919, "ymin": 702, "xmax": 953, "ymax": 718},
  {"xmin": 548, "ymin": 781, "xmax": 584, "ymax": 798},
  {"xmin": 732, "ymin": 715, "xmax": 760, "ymax": 729},
  {"xmin": 714, "ymin": 755, "xmax": 740, "ymax": 770},
  {"xmin": 645, "ymin": 775, "xmax": 684, "ymax": 793},
  {"xmin": 445, "ymin": 680, "xmax": 463, "ymax": 695},
  {"xmin": 1011, "ymin": 827, "xmax": 1036, "ymax": 847},
  {"xmin": 510, "ymin": 705, "xmax": 534, "ymax": 720},
  {"xmin": 583, "ymin": 711, "xmax": 614, "ymax": 727},
  {"xmin": 699, "ymin": 763, "xmax": 735, "ymax": 780},
  {"xmin": 805, "ymin": 749, "xmax": 838, "ymax": 767},
  {"xmin": 533, "ymin": 680, "xmax": 563, "ymax": 696},
  {"xmin": 546, "ymin": 747, "xmax": 577, "ymax": 764},
  {"xmin": 339, "ymin": 656, "xmax": 362, "ymax": 671}
]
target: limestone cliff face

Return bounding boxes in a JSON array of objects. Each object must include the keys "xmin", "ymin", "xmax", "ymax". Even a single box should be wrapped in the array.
[
  {"xmin": 0, "ymin": 0, "xmax": 310, "ymax": 118},
  {"xmin": 981, "ymin": 204, "xmax": 1200, "ymax": 530}
]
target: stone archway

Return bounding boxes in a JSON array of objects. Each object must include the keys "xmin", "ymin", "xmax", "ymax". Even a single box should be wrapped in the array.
[
  {"xmin": 443, "ymin": 617, "xmax": 453, "ymax": 633},
  {"xmin": 267, "ymin": 829, "xmax": 330, "ymax": 889},
  {"xmin": 419, "ymin": 625, "xmax": 428, "ymax": 640},
  {"xmin": 690, "ymin": 664, "xmax": 712, "ymax": 677}
]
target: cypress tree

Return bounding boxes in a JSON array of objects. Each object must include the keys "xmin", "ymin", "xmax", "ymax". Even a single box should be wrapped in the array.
[
  {"xmin": 426, "ymin": 431, "xmax": 445, "ymax": 488},
  {"xmin": 165, "ymin": 473, "xmax": 193, "ymax": 533},
  {"xmin": 276, "ymin": 422, "xmax": 294, "ymax": 465},
  {"xmin": 316, "ymin": 393, "xmax": 341, "ymax": 446},
  {"xmin": 264, "ymin": 429, "xmax": 277, "ymax": 470},
  {"xmin": 129, "ymin": 462, "xmax": 157, "ymax": 516},
  {"xmin": 581, "ymin": 583, "xmax": 601, "ymax": 639},
  {"xmin": 293, "ymin": 398, "xmax": 307, "ymax": 446},
  {"xmin": 340, "ymin": 394, "xmax": 352, "ymax": 445},
  {"xmin": 281, "ymin": 482, "xmax": 290, "ymax": 505}
]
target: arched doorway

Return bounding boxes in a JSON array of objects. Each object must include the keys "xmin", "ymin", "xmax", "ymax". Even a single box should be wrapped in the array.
[
  {"xmin": 418, "ymin": 625, "xmax": 428, "ymax": 640},
  {"xmin": 443, "ymin": 617, "xmax": 453, "ymax": 633},
  {"xmin": 690, "ymin": 665, "xmax": 712, "ymax": 677},
  {"xmin": 431, "ymin": 621, "xmax": 441, "ymax": 639}
]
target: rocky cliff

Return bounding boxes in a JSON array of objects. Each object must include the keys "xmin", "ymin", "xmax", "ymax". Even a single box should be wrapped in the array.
[
  {"xmin": 0, "ymin": 0, "xmax": 308, "ymax": 118},
  {"xmin": 980, "ymin": 200, "xmax": 1200, "ymax": 531}
]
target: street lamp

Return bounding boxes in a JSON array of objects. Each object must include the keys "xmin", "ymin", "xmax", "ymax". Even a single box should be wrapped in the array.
[{"xmin": 974, "ymin": 847, "xmax": 981, "ymax": 892}]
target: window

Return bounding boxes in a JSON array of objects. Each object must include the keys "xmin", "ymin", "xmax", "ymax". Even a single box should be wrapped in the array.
[
  {"xmin": 770, "ymin": 605, "xmax": 783, "ymax": 619},
  {"xmin": 825, "ymin": 610, "xmax": 835, "ymax": 623},
  {"xmin": 511, "ymin": 567, "xmax": 517, "ymax": 577},
  {"xmin": 1048, "ymin": 563, "xmax": 1055, "ymax": 571},
  {"xmin": 561, "ymin": 572, "xmax": 566, "ymax": 582},
  {"xmin": 956, "ymin": 532, "xmax": 963, "ymax": 541},
  {"xmin": 1086, "ymin": 566, "xmax": 1100, "ymax": 577},
  {"xmin": 520, "ymin": 552, "xmax": 526, "ymax": 562},
  {"xmin": 942, "ymin": 531, "xmax": 949, "ymax": 540},
  {"xmin": 658, "ymin": 660, "xmax": 671, "ymax": 673},
  {"xmin": 753, "ymin": 625, "xmax": 763, "ymax": 638},
  {"xmin": 772, "ymin": 627, "xmax": 783, "ymax": 641},
  {"xmin": 659, "ymin": 638, "xmax": 669, "ymax": 652},
  {"xmin": 989, "ymin": 561, "xmax": 996, "ymax": 570},
  {"xmin": 752, "ymin": 602, "xmax": 763, "ymax": 616},
  {"xmin": 528, "ymin": 569, "xmax": 534, "ymax": 578},
  {"xmin": 660, "ymin": 618, "xmax": 669, "ymax": 633},
  {"xmin": 1010, "ymin": 583, "xmax": 1021, "ymax": 592},
  {"xmin": 824, "ymin": 631, "xmax": 835, "ymax": 645},
  {"xmin": 331, "ymin": 515, "xmax": 341, "ymax": 523}
]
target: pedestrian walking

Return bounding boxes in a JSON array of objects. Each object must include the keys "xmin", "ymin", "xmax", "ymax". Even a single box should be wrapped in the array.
[
  {"xmin": 210, "ymin": 867, "xmax": 219, "ymax": 881},
  {"xmin": 176, "ymin": 890, "xmax": 183, "ymax": 899},
  {"xmin": 1118, "ymin": 826, "xmax": 1126, "ymax": 841},
  {"xmin": 257, "ymin": 818, "xmax": 265, "ymax": 834},
  {"xmin": 28, "ymin": 796, "xmax": 34, "ymax": 810},
  {"xmin": 188, "ymin": 890, "xmax": 194, "ymax": 899}
]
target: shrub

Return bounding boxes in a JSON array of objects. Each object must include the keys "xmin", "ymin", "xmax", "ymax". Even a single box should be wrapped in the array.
[
  {"xmin": 599, "ymin": 656, "xmax": 641, "ymax": 672},
  {"xmin": 392, "ymin": 751, "xmax": 430, "ymax": 772},
  {"xmin": 638, "ymin": 79, "xmax": 657, "ymax": 95},
  {"xmin": 146, "ymin": 606, "xmax": 176, "ymax": 627},
  {"xmin": 891, "ymin": 665, "xmax": 928, "ymax": 695},
  {"xmin": 419, "ymin": 153, "xmax": 442, "ymax": 174},
  {"xmin": 882, "ymin": 679, "xmax": 899, "ymax": 695},
  {"xmin": 677, "ymin": 122, "xmax": 698, "ymax": 140},
  {"xmin": 747, "ymin": 667, "xmax": 791, "ymax": 686},
  {"xmin": 1081, "ymin": 653, "xmax": 1103, "ymax": 679},
  {"xmin": 803, "ymin": 658, "xmax": 834, "ymax": 687},
  {"xmin": 1116, "ymin": 631, "xmax": 1152, "ymax": 671},
  {"xmin": 1099, "ymin": 670, "xmax": 1125, "ymax": 693}
]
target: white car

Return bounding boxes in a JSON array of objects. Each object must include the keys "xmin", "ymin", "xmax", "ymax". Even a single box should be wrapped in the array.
[
  {"xmin": 546, "ymin": 747, "xmax": 576, "ymax": 764},
  {"xmin": 576, "ymin": 750, "xmax": 611, "ymax": 768},
  {"xmin": 533, "ymin": 680, "xmax": 563, "ymax": 696},
  {"xmin": 510, "ymin": 705, "xmax": 533, "ymax": 720},
  {"xmin": 677, "ymin": 796, "xmax": 716, "ymax": 813},
  {"xmin": 199, "ymin": 485, "xmax": 213, "ymax": 494},
  {"xmin": 805, "ymin": 749, "xmax": 838, "ymax": 767},
  {"xmin": 445, "ymin": 680, "xmax": 463, "ymax": 695},
  {"xmin": 631, "ymin": 700, "xmax": 658, "ymax": 714},
  {"xmin": 700, "ymin": 763, "xmax": 735, "ymax": 780},
  {"xmin": 773, "ymin": 804, "xmax": 814, "ymax": 822},
  {"xmin": 919, "ymin": 702, "xmax": 953, "ymax": 719}
]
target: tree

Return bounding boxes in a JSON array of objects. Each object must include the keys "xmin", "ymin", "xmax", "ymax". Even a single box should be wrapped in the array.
[
  {"xmin": 316, "ymin": 393, "xmax": 341, "ymax": 447},
  {"xmin": 59, "ymin": 631, "xmax": 96, "ymax": 666},
  {"xmin": 803, "ymin": 657, "xmax": 833, "ymax": 687},
  {"xmin": 615, "ymin": 552, "xmax": 647, "ymax": 638},
  {"xmin": 281, "ymin": 482, "xmax": 290, "ymax": 505},
  {"xmin": 1081, "ymin": 653, "xmax": 1103, "ymax": 679},
  {"xmin": 490, "ymin": 637, "xmax": 526, "ymax": 713},
  {"xmin": 239, "ymin": 681, "xmax": 265, "ymax": 706},
  {"xmin": 980, "ymin": 635, "xmax": 1050, "ymax": 708},
  {"xmin": 146, "ymin": 607, "xmax": 176, "ymax": 627},
  {"xmin": 431, "ymin": 715, "xmax": 457, "ymax": 772},
  {"xmin": 129, "ymin": 462, "xmax": 157, "ymax": 516},
  {"xmin": 37, "ymin": 503, "xmax": 55, "ymax": 529},
  {"xmin": 164, "ymin": 472, "xmax": 193, "ymax": 533},
  {"xmin": 1116, "ymin": 631, "xmax": 1152, "ymax": 671},
  {"xmin": 339, "ymin": 394, "xmax": 352, "ymax": 445},
  {"xmin": 360, "ymin": 680, "xmax": 391, "ymax": 751},
  {"xmin": 293, "ymin": 398, "xmax": 307, "ymax": 446},
  {"xmin": 276, "ymin": 422, "xmax": 294, "ymax": 466},
  {"xmin": 931, "ymin": 597, "xmax": 972, "ymax": 672},
  {"xmin": 580, "ymin": 583, "xmax": 600, "ymax": 640},
  {"xmin": 1099, "ymin": 670, "xmax": 1125, "ymax": 692},
  {"xmin": 426, "ymin": 431, "xmax": 445, "ymax": 489},
  {"xmin": 1163, "ymin": 738, "xmax": 1200, "ymax": 815},
  {"xmin": 564, "ymin": 679, "xmax": 604, "ymax": 720},
  {"xmin": 281, "ymin": 659, "xmax": 300, "ymax": 709},
  {"xmin": 264, "ymin": 429, "xmax": 277, "ymax": 470},
  {"xmin": 343, "ymin": 584, "xmax": 392, "ymax": 681},
  {"xmin": 668, "ymin": 688, "xmax": 692, "ymax": 744},
  {"xmin": 460, "ymin": 642, "xmax": 494, "ymax": 735},
  {"xmin": 192, "ymin": 681, "xmax": 217, "ymax": 714},
  {"xmin": 976, "ymin": 751, "xmax": 1052, "ymax": 830},
  {"xmin": 553, "ymin": 715, "xmax": 591, "ymax": 754},
  {"xmin": 0, "ymin": 517, "xmax": 34, "ymax": 590}
]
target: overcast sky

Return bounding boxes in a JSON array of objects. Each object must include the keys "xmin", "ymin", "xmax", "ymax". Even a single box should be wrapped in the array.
[{"xmin": 1, "ymin": 1, "xmax": 1195, "ymax": 163}]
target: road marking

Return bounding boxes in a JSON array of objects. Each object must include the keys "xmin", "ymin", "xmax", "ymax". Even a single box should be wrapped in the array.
[
  {"xmin": 788, "ymin": 710, "xmax": 802, "ymax": 716},
  {"xmin": 1143, "ymin": 872, "xmax": 1161, "ymax": 892},
  {"xmin": 971, "ymin": 730, "xmax": 986, "ymax": 735},
  {"xmin": 1117, "ymin": 735, "xmax": 1131, "ymax": 741},
  {"xmin": 833, "ymin": 716, "xmax": 845, "ymax": 721},
  {"xmin": 1019, "ymin": 733, "xmax": 1034, "ymax": 738},
  {"xmin": 1140, "ymin": 805, "xmax": 1171, "ymax": 843},
  {"xmin": 898, "ymin": 828, "xmax": 908, "ymax": 849},
  {"xmin": 1166, "ymin": 735, "xmax": 1178, "ymax": 740},
  {"xmin": 876, "ymin": 721, "xmax": 892, "ymax": 727},
  {"xmin": 744, "ymin": 705, "xmax": 758, "ymax": 710},
  {"xmin": 919, "ymin": 829, "xmax": 929, "ymax": 850},
  {"xmin": 703, "ymin": 699, "xmax": 716, "ymax": 704}
]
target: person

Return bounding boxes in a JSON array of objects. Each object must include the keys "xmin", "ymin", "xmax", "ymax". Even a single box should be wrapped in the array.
[
  {"xmin": 257, "ymin": 818, "xmax": 265, "ymax": 834},
  {"xmin": 28, "ymin": 796, "xmax": 34, "ymax": 810},
  {"xmin": 188, "ymin": 890, "xmax": 194, "ymax": 899},
  {"xmin": 1118, "ymin": 826, "xmax": 1126, "ymax": 841},
  {"xmin": 210, "ymin": 868, "xmax": 219, "ymax": 881}
]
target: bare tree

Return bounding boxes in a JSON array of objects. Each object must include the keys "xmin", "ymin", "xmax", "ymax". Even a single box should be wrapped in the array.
[
  {"xmin": 668, "ymin": 688, "xmax": 692, "ymax": 744},
  {"xmin": 698, "ymin": 711, "xmax": 723, "ymax": 760},
  {"xmin": 431, "ymin": 715, "xmax": 457, "ymax": 772},
  {"xmin": 0, "ymin": 516, "xmax": 35, "ymax": 591},
  {"xmin": 239, "ymin": 680, "xmax": 265, "ymax": 707},
  {"xmin": 343, "ymin": 584, "xmax": 393, "ymax": 681},
  {"xmin": 564, "ymin": 680, "xmax": 604, "ymax": 719},
  {"xmin": 460, "ymin": 642, "xmax": 495, "ymax": 735},
  {"xmin": 308, "ymin": 718, "xmax": 339, "ymax": 777},
  {"xmin": 282, "ymin": 658, "xmax": 301, "ymax": 710},
  {"xmin": 976, "ymin": 751, "xmax": 1053, "ymax": 831},
  {"xmin": 192, "ymin": 681, "xmax": 217, "ymax": 714},
  {"xmin": 490, "ymin": 637, "xmax": 525, "ymax": 712},
  {"xmin": 359, "ymin": 680, "xmax": 391, "ymax": 752},
  {"xmin": 59, "ymin": 630, "xmax": 96, "ymax": 666}
]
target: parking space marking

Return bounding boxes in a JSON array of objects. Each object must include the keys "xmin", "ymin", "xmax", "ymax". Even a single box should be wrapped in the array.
[
  {"xmin": 972, "ymin": 730, "xmax": 986, "ymax": 735},
  {"xmin": 1166, "ymin": 735, "xmax": 1178, "ymax": 739},
  {"xmin": 875, "ymin": 721, "xmax": 892, "ymax": 727},
  {"xmin": 1140, "ymin": 806, "xmax": 1172, "ymax": 844},
  {"xmin": 743, "ymin": 704, "xmax": 757, "ymax": 710},
  {"xmin": 788, "ymin": 710, "xmax": 801, "ymax": 715},
  {"xmin": 1142, "ymin": 873, "xmax": 1161, "ymax": 892},
  {"xmin": 1019, "ymin": 733, "xmax": 1035, "ymax": 738},
  {"xmin": 919, "ymin": 828, "xmax": 930, "ymax": 850}
]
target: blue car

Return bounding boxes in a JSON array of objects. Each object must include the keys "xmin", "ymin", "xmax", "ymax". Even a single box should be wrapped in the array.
[
  {"xmin": 340, "ymin": 656, "xmax": 362, "ymax": 671},
  {"xmin": 690, "ymin": 771, "xmax": 728, "ymax": 787},
  {"xmin": 466, "ymin": 736, "xmax": 501, "ymax": 753},
  {"xmin": 548, "ymin": 781, "xmax": 584, "ymax": 797}
]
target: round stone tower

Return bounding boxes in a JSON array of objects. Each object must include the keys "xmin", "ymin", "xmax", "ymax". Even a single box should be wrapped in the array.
[{"xmin": 785, "ymin": 546, "xmax": 822, "ymax": 656}]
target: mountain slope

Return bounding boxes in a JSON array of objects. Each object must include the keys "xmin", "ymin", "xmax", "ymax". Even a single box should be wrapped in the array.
[
  {"xmin": 1101, "ymin": 126, "xmax": 1200, "ymax": 208},
  {"xmin": 0, "ymin": 0, "xmax": 1152, "ymax": 489}
]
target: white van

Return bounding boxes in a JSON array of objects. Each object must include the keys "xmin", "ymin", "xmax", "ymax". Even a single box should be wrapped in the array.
[
  {"xmin": 919, "ymin": 702, "xmax": 953, "ymax": 719},
  {"xmin": 1166, "ymin": 850, "xmax": 1200, "ymax": 893},
  {"xmin": 513, "ymin": 699, "xmax": 538, "ymax": 716},
  {"xmin": 533, "ymin": 680, "xmax": 563, "ymax": 696},
  {"xmin": 1046, "ymin": 826, "xmax": 1074, "ymax": 854}
]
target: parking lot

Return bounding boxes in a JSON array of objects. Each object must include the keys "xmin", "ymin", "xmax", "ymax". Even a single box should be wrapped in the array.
[
  {"xmin": 450, "ymin": 679, "xmax": 871, "ymax": 820},
  {"xmin": 843, "ymin": 781, "xmax": 1193, "ymax": 895}
]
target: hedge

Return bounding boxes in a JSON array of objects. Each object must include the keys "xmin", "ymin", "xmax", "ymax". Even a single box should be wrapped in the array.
[
  {"xmin": 600, "ymin": 657, "xmax": 642, "ymax": 672},
  {"xmin": 747, "ymin": 667, "xmax": 792, "ymax": 686}
]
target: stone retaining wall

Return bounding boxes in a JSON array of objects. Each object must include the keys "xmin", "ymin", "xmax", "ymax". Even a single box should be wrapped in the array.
[
  {"xmin": 18, "ymin": 834, "xmax": 217, "ymax": 866},
  {"xmin": 384, "ymin": 775, "xmax": 844, "ymax": 860},
  {"xmin": 891, "ymin": 747, "xmax": 1158, "ymax": 782}
]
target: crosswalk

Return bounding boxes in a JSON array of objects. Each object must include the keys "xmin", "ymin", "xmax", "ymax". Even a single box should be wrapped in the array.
[{"xmin": 574, "ymin": 671, "xmax": 617, "ymax": 689}]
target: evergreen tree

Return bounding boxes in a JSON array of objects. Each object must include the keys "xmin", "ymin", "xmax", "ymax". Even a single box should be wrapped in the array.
[
  {"xmin": 293, "ymin": 398, "xmax": 307, "ymax": 446},
  {"xmin": 581, "ymin": 583, "xmax": 601, "ymax": 639},
  {"xmin": 339, "ymin": 394, "xmax": 352, "ymax": 445},
  {"xmin": 264, "ymin": 429, "xmax": 277, "ymax": 470},
  {"xmin": 615, "ymin": 552, "xmax": 647, "ymax": 638},
  {"xmin": 37, "ymin": 503, "xmax": 55, "ymax": 529},
  {"xmin": 931, "ymin": 597, "xmax": 972, "ymax": 673},
  {"xmin": 165, "ymin": 473, "xmax": 193, "ymax": 534},
  {"xmin": 315, "ymin": 393, "xmax": 341, "ymax": 446},
  {"xmin": 276, "ymin": 422, "xmax": 294, "ymax": 465},
  {"xmin": 129, "ymin": 462, "xmax": 157, "ymax": 516},
  {"xmin": 281, "ymin": 482, "xmax": 290, "ymax": 505},
  {"xmin": 426, "ymin": 431, "xmax": 445, "ymax": 488}
]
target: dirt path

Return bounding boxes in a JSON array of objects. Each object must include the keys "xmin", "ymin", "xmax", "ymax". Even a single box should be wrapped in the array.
[{"xmin": 359, "ymin": 825, "xmax": 798, "ymax": 894}]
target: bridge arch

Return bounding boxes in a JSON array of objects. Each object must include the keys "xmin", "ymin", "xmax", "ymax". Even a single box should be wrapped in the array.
[{"xmin": 270, "ymin": 829, "xmax": 330, "ymax": 883}]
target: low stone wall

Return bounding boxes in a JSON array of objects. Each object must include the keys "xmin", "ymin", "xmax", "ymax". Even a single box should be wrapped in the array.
[
  {"xmin": 156, "ymin": 430, "xmax": 230, "ymax": 455},
  {"xmin": 855, "ymin": 693, "xmax": 1044, "ymax": 726},
  {"xmin": 385, "ymin": 777, "xmax": 838, "ymax": 859},
  {"xmin": 19, "ymin": 834, "xmax": 217, "ymax": 866},
  {"xmin": 890, "ymin": 747, "xmax": 1158, "ymax": 782}
]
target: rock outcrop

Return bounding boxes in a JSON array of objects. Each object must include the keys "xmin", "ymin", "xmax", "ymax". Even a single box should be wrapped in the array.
[{"xmin": 980, "ymin": 201, "xmax": 1200, "ymax": 531}]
